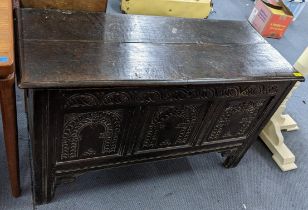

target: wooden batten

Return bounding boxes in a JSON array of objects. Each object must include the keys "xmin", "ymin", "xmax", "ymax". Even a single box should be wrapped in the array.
[
  {"xmin": 0, "ymin": 0, "xmax": 14, "ymax": 78},
  {"xmin": 20, "ymin": 0, "xmax": 108, "ymax": 12}
]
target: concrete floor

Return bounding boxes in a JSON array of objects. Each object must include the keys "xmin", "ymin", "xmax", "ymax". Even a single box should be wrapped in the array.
[{"xmin": 0, "ymin": 0, "xmax": 307, "ymax": 209}]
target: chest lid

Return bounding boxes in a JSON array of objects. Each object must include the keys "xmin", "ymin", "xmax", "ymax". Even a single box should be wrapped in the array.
[{"xmin": 15, "ymin": 8, "xmax": 303, "ymax": 88}]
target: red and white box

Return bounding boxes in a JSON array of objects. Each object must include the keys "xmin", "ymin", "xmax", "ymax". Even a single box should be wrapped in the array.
[{"xmin": 249, "ymin": 0, "xmax": 294, "ymax": 39}]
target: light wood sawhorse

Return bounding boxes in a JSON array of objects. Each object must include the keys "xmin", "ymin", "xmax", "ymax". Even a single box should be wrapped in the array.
[{"xmin": 260, "ymin": 47, "xmax": 308, "ymax": 171}]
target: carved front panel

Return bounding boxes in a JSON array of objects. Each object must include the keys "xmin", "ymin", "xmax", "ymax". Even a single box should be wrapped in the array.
[
  {"xmin": 57, "ymin": 83, "xmax": 281, "ymax": 160},
  {"xmin": 135, "ymin": 103, "xmax": 205, "ymax": 152},
  {"xmin": 205, "ymin": 99, "xmax": 268, "ymax": 142},
  {"xmin": 59, "ymin": 110, "xmax": 124, "ymax": 161}
]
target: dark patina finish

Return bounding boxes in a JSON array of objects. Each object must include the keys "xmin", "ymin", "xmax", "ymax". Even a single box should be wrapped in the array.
[{"xmin": 15, "ymin": 8, "xmax": 304, "ymax": 204}]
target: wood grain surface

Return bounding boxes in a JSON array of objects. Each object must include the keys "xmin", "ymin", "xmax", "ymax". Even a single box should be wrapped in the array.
[
  {"xmin": 20, "ymin": 0, "xmax": 107, "ymax": 12},
  {"xmin": 0, "ymin": 0, "xmax": 14, "ymax": 78},
  {"xmin": 15, "ymin": 8, "xmax": 303, "ymax": 88}
]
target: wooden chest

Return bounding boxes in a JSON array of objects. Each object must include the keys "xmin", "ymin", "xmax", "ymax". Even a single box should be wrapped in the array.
[{"xmin": 14, "ymin": 8, "xmax": 304, "ymax": 204}]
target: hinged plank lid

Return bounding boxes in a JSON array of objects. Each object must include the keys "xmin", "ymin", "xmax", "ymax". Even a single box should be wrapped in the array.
[{"xmin": 15, "ymin": 8, "xmax": 303, "ymax": 88}]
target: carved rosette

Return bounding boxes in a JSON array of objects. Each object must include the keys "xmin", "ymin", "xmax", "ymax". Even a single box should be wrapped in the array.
[
  {"xmin": 140, "ymin": 105, "xmax": 198, "ymax": 150},
  {"xmin": 135, "ymin": 90, "xmax": 161, "ymax": 103},
  {"xmin": 102, "ymin": 92, "xmax": 130, "ymax": 105},
  {"xmin": 207, "ymin": 99, "xmax": 267, "ymax": 141},
  {"xmin": 64, "ymin": 92, "xmax": 131, "ymax": 108},
  {"xmin": 64, "ymin": 93, "xmax": 100, "ymax": 109},
  {"xmin": 60, "ymin": 111, "xmax": 122, "ymax": 161}
]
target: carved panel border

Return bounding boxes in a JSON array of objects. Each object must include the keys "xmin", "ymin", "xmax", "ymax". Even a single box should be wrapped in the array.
[
  {"xmin": 60, "ymin": 110, "xmax": 123, "ymax": 161},
  {"xmin": 205, "ymin": 99, "xmax": 267, "ymax": 142},
  {"xmin": 135, "ymin": 103, "xmax": 204, "ymax": 152},
  {"xmin": 63, "ymin": 84, "xmax": 279, "ymax": 109}
]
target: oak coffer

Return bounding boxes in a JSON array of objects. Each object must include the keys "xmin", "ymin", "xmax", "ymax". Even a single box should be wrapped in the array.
[{"xmin": 14, "ymin": 8, "xmax": 304, "ymax": 204}]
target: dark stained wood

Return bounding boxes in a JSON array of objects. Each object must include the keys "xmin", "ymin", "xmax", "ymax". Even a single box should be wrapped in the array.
[
  {"xmin": 15, "ymin": 8, "xmax": 304, "ymax": 204},
  {"xmin": 20, "ymin": 41, "xmax": 299, "ymax": 87},
  {"xmin": 20, "ymin": 0, "xmax": 108, "ymax": 12},
  {"xmin": 15, "ymin": 9, "xmax": 302, "ymax": 88},
  {"xmin": 20, "ymin": 9, "xmax": 264, "ymax": 44}
]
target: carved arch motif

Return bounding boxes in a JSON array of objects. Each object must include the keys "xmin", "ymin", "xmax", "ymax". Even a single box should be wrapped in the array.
[
  {"xmin": 64, "ymin": 93, "xmax": 100, "ymax": 109},
  {"xmin": 60, "ymin": 111, "xmax": 122, "ymax": 160},
  {"xmin": 208, "ymin": 99, "xmax": 267, "ymax": 141},
  {"xmin": 141, "ymin": 105, "xmax": 198, "ymax": 150}
]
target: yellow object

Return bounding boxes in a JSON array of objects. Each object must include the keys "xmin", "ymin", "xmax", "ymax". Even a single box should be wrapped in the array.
[
  {"xmin": 268, "ymin": 6, "xmax": 287, "ymax": 16},
  {"xmin": 121, "ymin": 0, "xmax": 213, "ymax": 19},
  {"xmin": 293, "ymin": 72, "xmax": 303, "ymax": 77},
  {"xmin": 294, "ymin": 47, "xmax": 308, "ymax": 76}
]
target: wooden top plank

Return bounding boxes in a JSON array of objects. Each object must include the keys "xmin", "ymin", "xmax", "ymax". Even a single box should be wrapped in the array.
[
  {"xmin": 20, "ymin": 8, "xmax": 265, "ymax": 45},
  {"xmin": 0, "ymin": 0, "xmax": 14, "ymax": 78},
  {"xmin": 20, "ymin": 0, "xmax": 107, "ymax": 12},
  {"xmin": 15, "ymin": 8, "xmax": 303, "ymax": 88}
]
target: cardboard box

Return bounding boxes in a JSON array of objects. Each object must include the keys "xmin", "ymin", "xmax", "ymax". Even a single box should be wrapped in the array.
[
  {"xmin": 121, "ymin": 0, "xmax": 213, "ymax": 19},
  {"xmin": 249, "ymin": 0, "xmax": 293, "ymax": 38}
]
